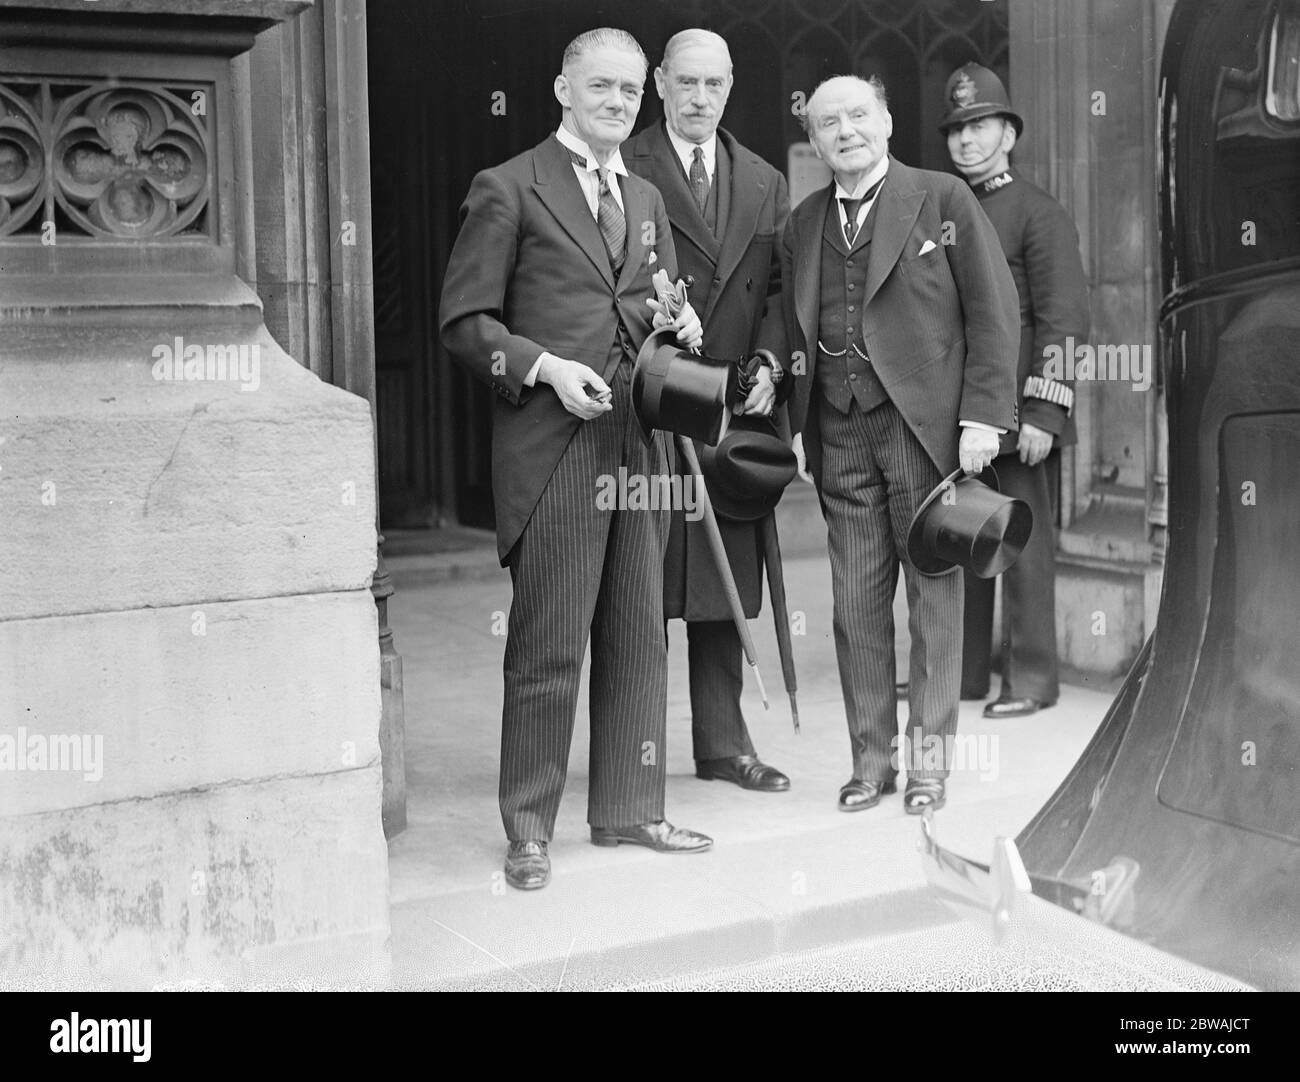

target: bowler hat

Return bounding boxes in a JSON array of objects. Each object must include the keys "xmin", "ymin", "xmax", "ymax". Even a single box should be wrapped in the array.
[
  {"xmin": 907, "ymin": 467, "xmax": 1033, "ymax": 577},
  {"xmin": 632, "ymin": 327, "xmax": 737, "ymax": 446},
  {"xmin": 696, "ymin": 411, "xmax": 797, "ymax": 522},
  {"xmin": 938, "ymin": 63, "xmax": 1024, "ymax": 138}
]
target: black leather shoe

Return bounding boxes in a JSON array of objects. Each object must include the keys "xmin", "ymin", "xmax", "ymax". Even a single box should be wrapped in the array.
[
  {"xmin": 903, "ymin": 777, "xmax": 946, "ymax": 814},
  {"xmin": 837, "ymin": 777, "xmax": 897, "ymax": 812},
  {"xmin": 504, "ymin": 840, "xmax": 550, "ymax": 890},
  {"xmin": 983, "ymin": 696, "xmax": 1055, "ymax": 718},
  {"xmin": 696, "ymin": 755, "xmax": 790, "ymax": 792},
  {"xmin": 590, "ymin": 820, "xmax": 712, "ymax": 853}
]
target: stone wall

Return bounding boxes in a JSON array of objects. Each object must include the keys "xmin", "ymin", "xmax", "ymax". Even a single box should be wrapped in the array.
[
  {"xmin": 1010, "ymin": 0, "xmax": 1174, "ymax": 681},
  {"xmin": 0, "ymin": 0, "xmax": 390, "ymax": 989}
]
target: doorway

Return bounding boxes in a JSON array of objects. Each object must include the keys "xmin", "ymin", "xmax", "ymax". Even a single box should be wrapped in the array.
[{"xmin": 365, "ymin": 0, "xmax": 1008, "ymax": 534}]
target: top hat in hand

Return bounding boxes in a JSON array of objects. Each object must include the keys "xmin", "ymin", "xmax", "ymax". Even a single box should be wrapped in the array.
[
  {"xmin": 631, "ymin": 326, "xmax": 736, "ymax": 446},
  {"xmin": 907, "ymin": 467, "xmax": 1033, "ymax": 578}
]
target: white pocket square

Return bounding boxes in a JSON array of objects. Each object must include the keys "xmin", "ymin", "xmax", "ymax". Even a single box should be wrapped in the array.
[{"xmin": 918, "ymin": 239, "xmax": 937, "ymax": 256}]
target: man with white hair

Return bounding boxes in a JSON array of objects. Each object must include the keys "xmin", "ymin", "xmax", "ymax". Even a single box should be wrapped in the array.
[
  {"xmin": 781, "ymin": 74, "xmax": 1019, "ymax": 814},
  {"xmin": 625, "ymin": 29, "xmax": 793, "ymax": 795}
]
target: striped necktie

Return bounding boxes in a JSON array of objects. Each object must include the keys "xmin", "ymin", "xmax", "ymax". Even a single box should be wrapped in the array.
[{"xmin": 567, "ymin": 147, "xmax": 626, "ymax": 272}]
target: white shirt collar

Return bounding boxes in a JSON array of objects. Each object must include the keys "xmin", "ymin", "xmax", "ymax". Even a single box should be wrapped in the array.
[
  {"xmin": 664, "ymin": 124, "xmax": 716, "ymax": 181},
  {"xmin": 556, "ymin": 123, "xmax": 628, "ymax": 176},
  {"xmin": 834, "ymin": 156, "xmax": 890, "ymax": 202}
]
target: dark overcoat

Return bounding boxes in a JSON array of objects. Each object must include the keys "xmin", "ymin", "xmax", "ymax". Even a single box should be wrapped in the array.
[{"xmin": 624, "ymin": 122, "xmax": 790, "ymax": 619}]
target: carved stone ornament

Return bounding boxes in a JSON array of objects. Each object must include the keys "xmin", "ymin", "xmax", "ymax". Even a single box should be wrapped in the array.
[
  {"xmin": 0, "ymin": 84, "xmax": 43, "ymax": 235},
  {"xmin": 0, "ymin": 80, "xmax": 211, "ymax": 239}
]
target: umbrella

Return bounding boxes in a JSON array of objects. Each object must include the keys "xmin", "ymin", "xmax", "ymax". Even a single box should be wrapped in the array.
[{"xmin": 760, "ymin": 512, "xmax": 800, "ymax": 732}]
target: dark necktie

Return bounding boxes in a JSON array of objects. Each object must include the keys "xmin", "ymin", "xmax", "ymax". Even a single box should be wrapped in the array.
[
  {"xmin": 689, "ymin": 145, "xmax": 709, "ymax": 216},
  {"xmin": 841, "ymin": 177, "xmax": 884, "ymax": 245},
  {"xmin": 567, "ymin": 147, "xmax": 626, "ymax": 272}
]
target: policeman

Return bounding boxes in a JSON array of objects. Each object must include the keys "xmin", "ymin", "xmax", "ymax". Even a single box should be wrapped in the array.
[{"xmin": 940, "ymin": 63, "xmax": 1090, "ymax": 718}]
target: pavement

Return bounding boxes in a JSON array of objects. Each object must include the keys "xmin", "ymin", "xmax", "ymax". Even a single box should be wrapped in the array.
[
  {"xmin": 382, "ymin": 508, "xmax": 1137, "ymax": 991},
  {"xmin": 631, "ymin": 921, "xmax": 1249, "ymax": 992}
]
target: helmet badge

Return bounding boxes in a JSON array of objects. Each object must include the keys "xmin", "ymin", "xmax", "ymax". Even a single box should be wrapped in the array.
[{"xmin": 952, "ymin": 71, "xmax": 978, "ymax": 108}]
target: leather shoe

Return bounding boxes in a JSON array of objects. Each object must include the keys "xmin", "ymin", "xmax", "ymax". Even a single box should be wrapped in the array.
[
  {"xmin": 504, "ymin": 840, "xmax": 550, "ymax": 890},
  {"xmin": 837, "ymin": 777, "xmax": 897, "ymax": 812},
  {"xmin": 903, "ymin": 777, "xmax": 946, "ymax": 814},
  {"xmin": 696, "ymin": 754, "xmax": 790, "ymax": 792},
  {"xmin": 590, "ymin": 819, "xmax": 712, "ymax": 853},
  {"xmin": 983, "ymin": 696, "xmax": 1055, "ymax": 718}
]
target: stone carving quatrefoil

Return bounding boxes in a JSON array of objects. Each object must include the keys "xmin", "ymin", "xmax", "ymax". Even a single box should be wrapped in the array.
[
  {"xmin": 53, "ymin": 87, "xmax": 209, "ymax": 239},
  {"xmin": 0, "ymin": 86, "xmax": 45, "ymax": 236}
]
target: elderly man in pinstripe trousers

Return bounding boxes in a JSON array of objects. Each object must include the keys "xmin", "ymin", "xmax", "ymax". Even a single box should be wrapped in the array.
[
  {"xmin": 781, "ymin": 75, "xmax": 1019, "ymax": 814},
  {"xmin": 440, "ymin": 29, "xmax": 711, "ymax": 890}
]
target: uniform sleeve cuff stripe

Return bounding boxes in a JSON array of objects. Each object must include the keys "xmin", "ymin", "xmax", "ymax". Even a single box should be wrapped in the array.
[{"xmin": 1024, "ymin": 376, "xmax": 1075, "ymax": 413}]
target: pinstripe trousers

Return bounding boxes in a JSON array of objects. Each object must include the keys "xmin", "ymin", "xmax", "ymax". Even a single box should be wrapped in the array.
[
  {"xmin": 816, "ymin": 397, "xmax": 962, "ymax": 782},
  {"xmin": 500, "ymin": 357, "xmax": 670, "ymax": 841}
]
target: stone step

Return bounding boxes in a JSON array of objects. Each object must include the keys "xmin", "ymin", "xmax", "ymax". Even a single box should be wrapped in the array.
[
  {"xmin": 384, "ymin": 542, "xmax": 1121, "ymax": 991},
  {"xmin": 388, "ymin": 810, "xmax": 961, "ymax": 991}
]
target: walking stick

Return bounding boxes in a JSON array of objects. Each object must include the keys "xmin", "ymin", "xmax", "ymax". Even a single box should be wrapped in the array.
[{"xmin": 675, "ymin": 434, "xmax": 769, "ymax": 709}]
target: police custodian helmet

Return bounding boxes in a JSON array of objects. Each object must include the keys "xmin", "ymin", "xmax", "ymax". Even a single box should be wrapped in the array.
[{"xmin": 938, "ymin": 62, "xmax": 1024, "ymax": 137}]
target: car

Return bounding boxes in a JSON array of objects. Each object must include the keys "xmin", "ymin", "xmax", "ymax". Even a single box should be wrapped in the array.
[{"xmin": 921, "ymin": 0, "xmax": 1300, "ymax": 991}]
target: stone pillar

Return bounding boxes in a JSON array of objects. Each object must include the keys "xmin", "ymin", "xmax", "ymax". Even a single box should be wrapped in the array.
[
  {"xmin": 0, "ymin": 0, "xmax": 390, "ymax": 988},
  {"xmin": 1009, "ymin": 0, "xmax": 1174, "ymax": 683},
  {"xmin": 243, "ymin": 0, "xmax": 405, "ymax": 837}
]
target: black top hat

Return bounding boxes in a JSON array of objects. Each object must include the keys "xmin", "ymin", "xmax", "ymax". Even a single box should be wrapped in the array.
[
  {"xmin": 938, "ymin": 63, "xmax": 1024, "ymax": 138},
  {"xmin": 696, "ymin": 411, "xmax": 797, "ymax": 522},
  {"xmin": 907, "ymin": 467, "xmax": 1033, "ymax": 578},
  {"xmin": 631, "ymin": 327, "xmax": 737, "ymax": 446}
]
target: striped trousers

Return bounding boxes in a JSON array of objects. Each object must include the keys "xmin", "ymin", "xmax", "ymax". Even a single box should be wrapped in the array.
[
  {"xmin": 500, "ymin": 357, "xmax": 671, "ymax": 841},
  {"xmin": 816, "ymin": 397, "xmax": 962, "ymax": 781}
]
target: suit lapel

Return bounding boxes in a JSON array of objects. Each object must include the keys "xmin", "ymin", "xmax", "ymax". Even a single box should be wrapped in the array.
[
  {"xmin": 709, "ymin": 130, "xmax": 766, "ymax": 324},
  {"xmin": 531, "ymin": 135, "xmax": 615, "ymax": 291},
  {"xmin": 615, "ymin": 173, "xmax": 647, "ymax": 294},
  {"xmin": 847, "ymin": 200, "xmax": 878, "ymax": 256},
  {"xmin": 862, "ymin": 160, "xmax": 925, "ymax": 308},
  {"xmin": 647, "ymin": 123, "xmax": 718, "ymax": 266},
  {"xmin": 795, "ymin": 184, "xmax": 832, "ymax": 375},
  {"xmin": 823, "ymin": 198, "xmax": 851, "ymax": 256}
]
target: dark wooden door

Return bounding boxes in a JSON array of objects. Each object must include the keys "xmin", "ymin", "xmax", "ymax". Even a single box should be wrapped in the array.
[
  {"xmin": 368, "ymin": 1, "xmax": 503, "ymax": 530},
  {"xmin": 369, "ymin": 80, "xmax": 437, "ymax": 528}
]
